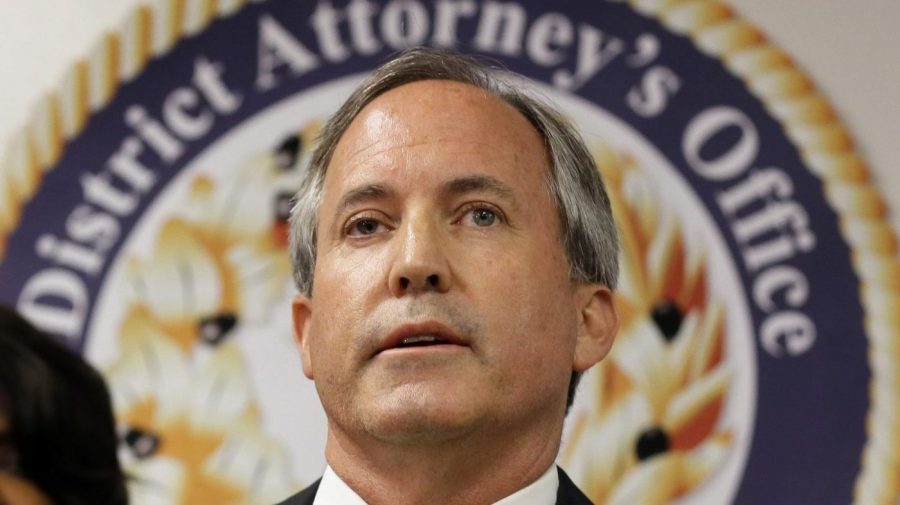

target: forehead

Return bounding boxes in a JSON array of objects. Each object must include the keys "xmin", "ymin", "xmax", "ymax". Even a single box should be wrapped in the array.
[{"xmin": 324, "ymin": 79, "xmax": 550, "ymax": 191}]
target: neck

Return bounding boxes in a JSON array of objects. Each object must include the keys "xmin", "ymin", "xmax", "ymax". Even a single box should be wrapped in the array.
[{"xmin": 324, "ymin": 415, "xmax": 563, "ymax": 505}]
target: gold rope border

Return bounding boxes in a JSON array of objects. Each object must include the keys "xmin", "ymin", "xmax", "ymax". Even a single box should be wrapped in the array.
[
  {"xmin": 634, "ymin": 1, "xmax": 899, "ymax": 503},
  {"xmin": 0, "ymin": 0, "xmax": 267, "ymax": 258},
  {"xmin": 0, "ymin": 0, "xmax": 896, "ymax": 502}
]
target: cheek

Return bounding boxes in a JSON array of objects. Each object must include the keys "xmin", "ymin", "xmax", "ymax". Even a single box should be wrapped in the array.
[
  {"xmin": 503, "ymin": 247, "xmax": 577, "ymax": 356},
  {"xmin": 314, "ymin": 249, "xmax": 387, "ymax": 314},
  {"xmin": 307, "ymin": 251, "xmax": 389, "ymax": 359},
  {"xmin": 479, "ymin": 285, "xmax": 576, "ymax": 406},
  {"xmin": 475, "ymin": 256, "xmax": 577, "ymax": 350}
]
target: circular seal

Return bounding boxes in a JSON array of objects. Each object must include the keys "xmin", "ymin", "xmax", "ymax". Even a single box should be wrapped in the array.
[{"xmin": 0, "ymin": 1, "xmax": 895, "ymax": 504}]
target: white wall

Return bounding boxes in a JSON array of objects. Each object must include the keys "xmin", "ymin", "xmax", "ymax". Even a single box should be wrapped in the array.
[{"xmin": 1, "ymin": 0, "xmax": 898, "ymax": 235}]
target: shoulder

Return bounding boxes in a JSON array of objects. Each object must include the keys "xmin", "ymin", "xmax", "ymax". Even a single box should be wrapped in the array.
[
  {"xmin": 556, "ymin": 467, "xmax": 594, "ymax": 505},
  {"xmin": 274, "ymin": 479, "xmax": 321, "ymax": 505}
]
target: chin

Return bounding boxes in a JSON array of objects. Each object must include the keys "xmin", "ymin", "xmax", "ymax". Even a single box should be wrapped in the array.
[{"xmin": 359, "ymin": 390, "xmax": 483, "ymax": 444}]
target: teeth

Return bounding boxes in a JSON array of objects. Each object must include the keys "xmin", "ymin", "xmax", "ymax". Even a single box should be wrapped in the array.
[{"xmin": 401, "ymin": 335, "xmax": 440, "ymax": 345}]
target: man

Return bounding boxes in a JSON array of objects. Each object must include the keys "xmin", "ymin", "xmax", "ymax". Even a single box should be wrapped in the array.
[{"xmin": 280, "ymin": 47, "xmax": 619, "ymax": 505}]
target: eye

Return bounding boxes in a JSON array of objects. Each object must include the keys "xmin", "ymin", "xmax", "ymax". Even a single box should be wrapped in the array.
[
  {"xmin": 345, "ymin": 216, "xmax": 387, "ymax": 237},
  {"xmin": 471, "ymin": 208, "xmax": 496, "ymax": 227},
  {"xmin": 457, "ymin": 204, "xmax": 504, "ymax": 228}
]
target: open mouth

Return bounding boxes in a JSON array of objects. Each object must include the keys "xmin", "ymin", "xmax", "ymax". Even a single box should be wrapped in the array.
[
  {"xmin": 395, "ymin": 335, "xmax": 450, "ymax": 348},
  {"xmin": 377, "ymin": 321, "xmax": 468, "ymax": 356}
]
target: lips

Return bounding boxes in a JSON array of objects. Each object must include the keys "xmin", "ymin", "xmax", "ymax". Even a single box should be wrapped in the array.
[
  {"xmin": 377, "ymin": 321, "xmax": 467, "ymax": 355},
  {"xmin": 396, "ymin": 335, "xmax": 446, "ymax": 347}
]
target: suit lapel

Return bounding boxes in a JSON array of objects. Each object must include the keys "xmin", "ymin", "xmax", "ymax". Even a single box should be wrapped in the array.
[
  {"xmin": 556, "ymin": 467, "xmax": 594, "ymax": 505},
  {"xmin": 275, "ymin": 478, "xmax": 320, "ymax": 505}
]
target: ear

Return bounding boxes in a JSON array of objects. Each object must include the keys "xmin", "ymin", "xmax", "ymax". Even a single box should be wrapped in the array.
[
  {"xmin": 572, "ymin": 284, "xmax": 618, "ymax": 372},
  {"xmin": 292, "ymin": 294, "xmax": 315, "ymax": 379}
]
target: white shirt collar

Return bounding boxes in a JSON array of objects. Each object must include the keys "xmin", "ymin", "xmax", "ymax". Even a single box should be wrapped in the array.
[
  {"xmin": 313, "ymin": 466, "xmax": 367, "ymax": 505},
  {"xmin": 493, "ymin": 464, "xmax": 558, "ymax": 505},
  {"xmin": 313, "ymin": 464, "xmax": 558, "ymax": 505}
]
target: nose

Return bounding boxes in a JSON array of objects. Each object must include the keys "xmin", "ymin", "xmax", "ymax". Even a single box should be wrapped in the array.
[{"xmin": 388, "ymin": 217, "xmax": 452, "ymax": 296}]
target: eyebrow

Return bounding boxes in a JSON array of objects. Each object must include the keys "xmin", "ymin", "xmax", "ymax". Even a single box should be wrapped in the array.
[
  {"xmin": 332, "ymin": 174, "xmax": 518, "ymax": 221},
  {"xmin": 441, "ymin": 175, "xmax": 516, "ymax": 204},
  {"xmin": 334, "ymin": 184, "xmax": 395, "ymax": 219}
]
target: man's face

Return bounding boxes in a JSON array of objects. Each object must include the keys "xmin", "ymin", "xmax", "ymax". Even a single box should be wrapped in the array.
[{"xmin": 293, "ymin": 80, "xmax": 615, "ymax": 444}]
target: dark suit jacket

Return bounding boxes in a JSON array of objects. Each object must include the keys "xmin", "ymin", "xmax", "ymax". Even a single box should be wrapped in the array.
[{"xmin": 275, "ymin": 466, "xmax": 593, "ymax": 505}]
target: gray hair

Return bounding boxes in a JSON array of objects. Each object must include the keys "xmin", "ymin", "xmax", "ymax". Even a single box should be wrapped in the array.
[{"xmin": 288, "ymin": 47, "xmax": 619, "ymax": 410}]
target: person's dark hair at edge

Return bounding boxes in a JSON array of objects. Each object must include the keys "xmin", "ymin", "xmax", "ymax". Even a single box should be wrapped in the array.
[{"xmin": 0, "ymin": 305, "xmax": 128, "ymax": 505}]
